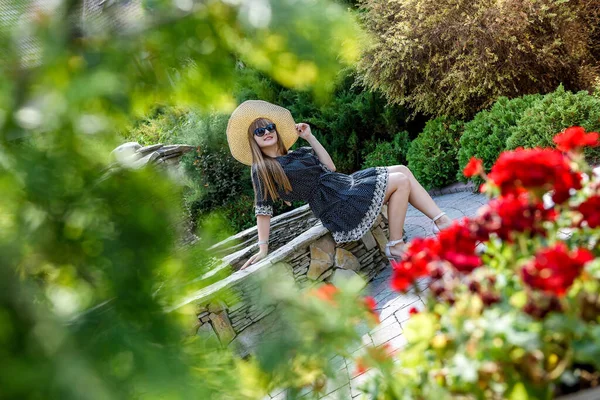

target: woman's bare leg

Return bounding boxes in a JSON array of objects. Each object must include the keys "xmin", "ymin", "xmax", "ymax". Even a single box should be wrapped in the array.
[
  {"xmin": 382, "ymin": 172, "xmax": 411, "ymax": 257},
  {"xmin": 387, "ymin": 165, "xmax": 452, "ymax": 229}
]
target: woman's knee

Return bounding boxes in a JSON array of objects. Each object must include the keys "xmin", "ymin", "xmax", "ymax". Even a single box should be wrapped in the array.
[
  {"xmin": 388, "ymin": 165, "xmax": 412, "ymax": 177},
  {"xmin": 391, "ymin": 172, "xmax": 410, "ymax": 191}
]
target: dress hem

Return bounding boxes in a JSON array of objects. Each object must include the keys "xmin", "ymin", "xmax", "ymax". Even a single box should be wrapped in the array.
[{"xmin": 331, "ymin": 166, "xmax": 389, "ymax": 244}]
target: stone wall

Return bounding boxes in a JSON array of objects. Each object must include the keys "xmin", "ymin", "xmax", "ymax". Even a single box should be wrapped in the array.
[{"xmin": 172, "ymin": 205, "xmax": 392, "ymax": 356}]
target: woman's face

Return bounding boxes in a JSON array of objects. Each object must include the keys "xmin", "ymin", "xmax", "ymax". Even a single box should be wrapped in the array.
[{"xmin": 252, "ymin": 120, "xmax": 279, "ymax": 150}]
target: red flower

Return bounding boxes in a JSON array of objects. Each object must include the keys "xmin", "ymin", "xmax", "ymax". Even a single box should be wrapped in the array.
[
  {"xmin": 436, "ymin": 220, "xmax": 482, "ymax": 273},
  {"xmin": 391, "ymin": 220, "xmax": 483, "ymax": 293},
  {"xmin": 311, "ymin": 284, "xmax": 339, "ymax": 304},
  {"xmin": 363, "ymin": 296, "xmax": 380, "ymax": 324},
  {"xmin": 353, "ymin": 344, "xmax": 394, "ymax": 376},
  {"xmin": 354, "ymin": 357, "xmax": 368, "ymax": 376},
  {"xmin": 488, "ymin": 148, "xmax": 582, "ymax": 204},
  {"xmin": 408, "ymin": 307, "xmax": 419, "ymax": 316},
  {"xmin": 463, "ymin": 157, "xmax": 484, "ymax": 178},
  {"xmin": 475, "ymin": 193, "xmax": 557, "ymax": 242},
  {"xmin": 576, "ymin": 195, "xmax": 600, "ymax": 228},
  {"xmin": 391, "ymin": 237, "xmax": 439, "ymax": 291},
  {"xmin": 553, "ymin": 126, "xmax": 599, "ymax": 153},
  {"xmin": 521, "ymin": 243, "xmax": 594, "ymax": 296}
]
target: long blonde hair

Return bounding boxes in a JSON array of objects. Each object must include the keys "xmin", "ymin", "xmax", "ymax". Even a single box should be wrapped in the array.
[{"xmin": 248, "ymin": 118, "xmax": 293, "ymax": 203}]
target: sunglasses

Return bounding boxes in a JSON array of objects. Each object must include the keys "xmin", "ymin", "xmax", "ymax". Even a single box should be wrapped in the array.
[{"xmin": 254, "ymin": 123, "xmax": 277, "ymax": 137}]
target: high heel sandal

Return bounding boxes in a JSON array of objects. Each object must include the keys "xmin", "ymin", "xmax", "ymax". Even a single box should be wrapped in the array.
[
  {"xmin": 431, "ymin": 212, "xmax": 447, "ymax": 235},
  {"xmin": 385, "ymin": 239, "xmax": 407, "ymax": 263}
]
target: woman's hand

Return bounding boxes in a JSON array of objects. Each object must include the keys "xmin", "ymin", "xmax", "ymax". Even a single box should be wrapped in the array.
[
  {"xmin": 240, "ymin": 247, "xmax": 268, "ymax": 270},
  {"xmin": 295, "ymin": 123, "xmax": 313, "ymax": 140}
]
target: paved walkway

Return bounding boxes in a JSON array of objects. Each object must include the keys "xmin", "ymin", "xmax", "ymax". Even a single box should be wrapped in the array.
[{"xmin": 266, "ymin": 189, "xmax": 489, "ymax": 400}]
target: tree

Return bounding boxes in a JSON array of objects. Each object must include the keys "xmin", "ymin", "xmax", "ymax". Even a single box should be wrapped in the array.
[{"xmin": 356, "ymin": 0, "xmax": 600, "ymax": 118}]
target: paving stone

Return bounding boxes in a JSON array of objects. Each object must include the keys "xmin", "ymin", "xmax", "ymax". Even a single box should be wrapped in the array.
[
  {"xmin": 320, "ymin": 369, "xmax": 350, "ymax": 398},
  {"xmin": 370, "ymin": 320, "xmax": 402, "ymax": 346},
  {"xmin": 320, "ymin": 383, "xmax": 351, "ymax": 400},
  {"xmin": 350, "ymin": 369, "xmax": 378, "ymax": 398},
  {"xmin": 383, "ymin": 334, "xmax": 408, "ymax": 355},
  {"xmin": 394, "ymin": 300, "xmax": 426, "ymax": 324}
]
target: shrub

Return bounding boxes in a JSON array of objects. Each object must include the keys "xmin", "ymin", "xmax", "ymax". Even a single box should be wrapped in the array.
[
  {"xmin": 282, "ymin": 67, "xmax": 418, "ymax": 173},
  {"xmin": 506, "ymin": 86, "xmax": 600, "ymax": 162},
  {"xmin": 457, "ymin": 94, "xmax": 542, "ymax": 183},
  {"xmin": 357, "ymin": 0, "xmax": 600, "ymax": 118},
  {"xmin": 361, "ymin": 131, "xmax": 411, "ymax": 169},
  {"xmin": 407, "ymin": 117, "xmax": 464, "ymax": 189}
]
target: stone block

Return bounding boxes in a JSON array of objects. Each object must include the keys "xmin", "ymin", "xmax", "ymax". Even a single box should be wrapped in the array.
[
  {"xmin": 380, "ymin": 206, "xmax": 388, "ymax": 222},
  {"xmin": 371, "ymin": 226, "xmax": 388, "ymax": 255},
  {"xmin": 208, "ymin": 301, "xmax": 227, "ymax": 313},
  {"xmin": 209, "ymin": 312, "xmax": 236, "ymax": 345},
  {"xmin": 307, "ymin": 242, "xmax": 334, "ymax": 280},
  {"xmin": 319, "ymin": 269, "xmax": 334, "ymax": 281},
  {"xmin": 374, "ymin": 213, "xmax": 382, "ymax": 227},
  {"xmin": 314, "ymin": 233, "xmax": 336, "ymax": 254},
  {"xmin": 360, "ymin": 230, "xmax": 377, "ymax": 251},
  {"xmin": 197, "ymin": 322, "xmax": 219, "ymax": 344},
  {"xmin": 334, "ymin": 248, "xmax": 360, "ymax": 271}
]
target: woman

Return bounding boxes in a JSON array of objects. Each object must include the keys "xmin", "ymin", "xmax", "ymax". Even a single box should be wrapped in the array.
[{"xmin": 226, "ymin": 100, "xmax": 452, "ymax": 270}]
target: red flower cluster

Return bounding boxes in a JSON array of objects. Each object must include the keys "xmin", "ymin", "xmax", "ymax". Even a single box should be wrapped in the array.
[
  {"xmin": 487, "ymin": 148, "xmax": 582, "ymax": 204},
  {"xmin": 391, "ymin": 237, "xmax": 438, "ymax": 291},
  {"xmin": 475, "ymin": 193, "xmax": 557, "ymax": 241},
  {"xmin": 576, "ymin": 195, "xmax": 600, "ymax": 228},
  {"xmin": 436, "ymin": 221, "xmax": 482, "ymax": 273},
  {"xmin": 463, "ymin": 157, "xmax": 484, "ymax": 178},
  {"xmin": 311, "ymin": 284, "xmax": 339, "ymax": 304},
  {"xmin": 553, "ymin": 126, "xmax": 599, "ymax": 153},
  {"xmin": 520, "ymin": 243, "xmax": 594, "ymax": 296},
  {"xmin": 391, "ymin": 220, "xmax": 482, "ymax": 291}
]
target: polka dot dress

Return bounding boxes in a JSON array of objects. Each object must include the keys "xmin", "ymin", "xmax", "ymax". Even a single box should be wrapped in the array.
[{"xmin": 252, "ymin": 146, "xmax": 389, "ymax": 244}]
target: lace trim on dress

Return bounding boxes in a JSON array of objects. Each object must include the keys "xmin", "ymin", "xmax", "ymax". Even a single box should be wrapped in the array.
[
  {"xmin": 332, "ymin": 167, "xmax": 389, "ymax": 243},
  {"xmin": 255, "ymin": 204, "xmax": 273, "ymax": 217}
]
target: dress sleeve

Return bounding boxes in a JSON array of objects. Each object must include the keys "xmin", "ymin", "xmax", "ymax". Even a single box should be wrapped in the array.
[
  {"xmin": 296, "ymin": 146, "xmax": 334, "ymax": 173},
  {"xmin": 251, "ymin": 167, "xmax": 274, "ymax": 217}
]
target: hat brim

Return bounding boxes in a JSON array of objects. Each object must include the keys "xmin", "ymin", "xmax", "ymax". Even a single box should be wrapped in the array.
[{"xmin": 227, "ymin": 100, "xmax": 299, "ymax": 166}]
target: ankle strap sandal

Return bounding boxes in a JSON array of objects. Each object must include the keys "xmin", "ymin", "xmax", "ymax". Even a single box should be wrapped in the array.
[{"xmin": 385, "ymin": 238, "xmax": 406, "ymax": 263}]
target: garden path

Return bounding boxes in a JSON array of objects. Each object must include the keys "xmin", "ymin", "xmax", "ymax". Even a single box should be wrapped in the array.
[{"xmin": 265, "ymin": 188, "xmax": 489, "ymax": 400}]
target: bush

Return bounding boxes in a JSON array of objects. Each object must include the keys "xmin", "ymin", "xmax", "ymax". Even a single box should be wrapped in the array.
[
  {"xmin": 407, "ymin": 117, "xmax": 464, "ymax": 189},
  {"xmin": 281, "ymin": 67, "xmax": 418, "ymax": 173},
  {"xmin": 506, "ymin": 86, "xmax": 600, "ymax": 162},
  {"xmin": 457, "ymin": 94, "xmax": 542, "ymax": 183},
  {"xmin": 357, "ymin": 0, "xmax": 600, "ymax": 118},
  {"xmin": 361, "ymin": 131, "xmax": 411, "ymax": 169}
]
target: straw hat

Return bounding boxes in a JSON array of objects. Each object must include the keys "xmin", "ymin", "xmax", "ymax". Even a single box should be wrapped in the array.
[{"xmin": 226, "ymin": 100, "xmax": 299, "ymax": 166}]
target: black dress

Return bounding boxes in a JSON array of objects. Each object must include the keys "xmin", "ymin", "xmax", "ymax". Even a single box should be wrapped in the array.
[{"xmin": 252, "ymin": 146, "xmax": 389, "ymax": 244}]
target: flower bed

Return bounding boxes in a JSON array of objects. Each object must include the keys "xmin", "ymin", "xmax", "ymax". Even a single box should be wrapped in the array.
[{"xmin": 359, "ymin": 127, "xmax": 600, "ymax": 398}]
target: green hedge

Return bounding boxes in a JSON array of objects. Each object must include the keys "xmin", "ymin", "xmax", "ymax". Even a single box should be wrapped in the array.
[
  {"xmin": 506, "ymin": 85, "xmax": 600, "ymax": 162},
  {"xmin": 457, "ymin": 94, "xmax": 542, "ymax": 183},
  {"xmin": 361, "ymin": 131, "xmax": 411, "ymax": 169},
  {"xmin": 407, "ymin": 117, "xmax": 464, "ymax": 189}
]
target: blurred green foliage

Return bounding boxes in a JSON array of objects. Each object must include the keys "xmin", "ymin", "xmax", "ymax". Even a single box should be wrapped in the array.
[{"xmin": 0, "ymin": 0, "xmax": 368, "ymax": 398}]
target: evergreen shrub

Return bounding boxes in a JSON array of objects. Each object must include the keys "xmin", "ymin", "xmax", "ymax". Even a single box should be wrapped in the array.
[{"xmin": 407, "ymin": 117, "xmax": 464, "ymax": 189}]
